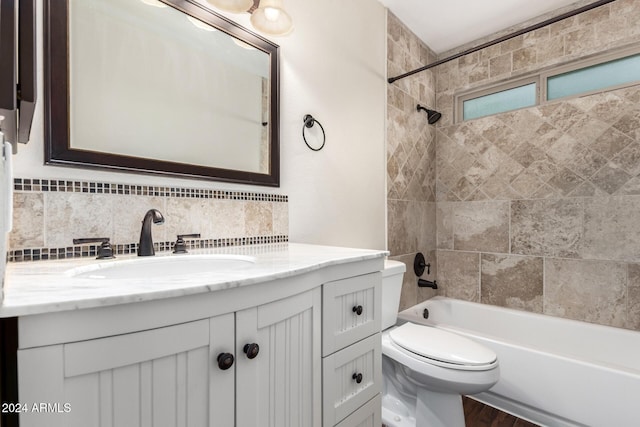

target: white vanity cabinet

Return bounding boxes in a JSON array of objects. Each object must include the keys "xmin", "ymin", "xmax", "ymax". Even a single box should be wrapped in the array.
[
  {"xmin": 16, "ymin": 286, "xmax": 322, "ymax": 427},
  {"xmin": 1, "ymin": 245, "xmax": 386, "ymax": 427}
]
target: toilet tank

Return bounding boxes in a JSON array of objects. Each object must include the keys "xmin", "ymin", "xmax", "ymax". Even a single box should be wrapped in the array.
[{"xmin": 381, "ymin": 260, "xmax": 406, "ymax": 330}]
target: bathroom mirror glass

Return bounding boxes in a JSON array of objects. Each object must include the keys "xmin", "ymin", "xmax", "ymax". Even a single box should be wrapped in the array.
[{"xmin": 44, "ymin": 0, "xmax": 280, "ymax": 186}]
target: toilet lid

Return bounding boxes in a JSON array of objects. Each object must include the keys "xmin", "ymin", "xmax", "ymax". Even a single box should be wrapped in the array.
[{"xmin": 389, "ymin": 323, "xmax": 497, "ymax": 367}]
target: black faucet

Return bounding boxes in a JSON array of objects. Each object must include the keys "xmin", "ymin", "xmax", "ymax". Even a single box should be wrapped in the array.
[{"xmin": 138, "ymin": 209, "xmax": 164, "ymax": 256}]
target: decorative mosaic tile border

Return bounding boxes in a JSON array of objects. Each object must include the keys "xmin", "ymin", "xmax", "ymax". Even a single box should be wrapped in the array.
[
  {"xmin": 8, "ymin": 178, "xmax": 289, "ymax": 262},
  {"xmin": 8, "ymin": 235, "xmax": 289, "ymax": 262},
  {"xmin": 13, "ymin": 178, "xmax": 288, "ymax": 202}
]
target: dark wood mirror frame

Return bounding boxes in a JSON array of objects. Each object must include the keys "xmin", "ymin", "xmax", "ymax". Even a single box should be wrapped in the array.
[{"xmin": 44, "ymin": 0, "xmax": 280, "ymax": 187}]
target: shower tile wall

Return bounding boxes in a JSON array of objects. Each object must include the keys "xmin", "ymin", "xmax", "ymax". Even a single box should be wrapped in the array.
[
  {"xmin": 433, "ymin": 0, "xmax": 640, "ymax": 330},
  {"xmin": 8, "ymin": 179, "xmax": 288, "ymax": 261},
  {"xmin": 386, "ymin": 12, "xmax": 438, "ymax": 310}
]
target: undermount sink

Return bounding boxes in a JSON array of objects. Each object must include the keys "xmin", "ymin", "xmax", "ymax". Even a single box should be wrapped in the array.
[{"xmin": 67, "ymin": 254, "xmax": 256, "ymax": 280}]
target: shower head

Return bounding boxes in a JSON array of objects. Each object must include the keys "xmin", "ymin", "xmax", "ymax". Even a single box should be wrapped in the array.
[{"xmin": 416, "ymin": 104, "xmax": 442, "ymax": 125}]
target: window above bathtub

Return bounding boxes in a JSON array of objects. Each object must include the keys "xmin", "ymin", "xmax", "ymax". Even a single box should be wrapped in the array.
[
  {"xmin": 460, "ymin": 77, "xmax": 538, "ymax": 121},
  {"xmin": 544, "ymin": 51, "xmax": 640, "ymax": 101},
  {"xmin": 455, "ymin": 44, "xmax": 640, "ymax": 123}
]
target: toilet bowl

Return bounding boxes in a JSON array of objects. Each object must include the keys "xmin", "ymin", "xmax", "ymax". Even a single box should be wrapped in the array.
[{"xmin": 381, "ymin": 260, "xmax": 499, "ymax": 427}]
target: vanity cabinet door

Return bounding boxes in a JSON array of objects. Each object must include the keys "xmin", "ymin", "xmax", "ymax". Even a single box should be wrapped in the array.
[
  {"xmin": 18, "ymin": 315, "xmax": 235, "ymax": 427},
  {"xmin": 235, "ymin": 288, "xmax": 322, "ymax": 427}
]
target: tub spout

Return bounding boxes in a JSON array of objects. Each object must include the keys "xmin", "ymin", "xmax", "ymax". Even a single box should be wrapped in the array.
[{"xmin": 418, "ymin": 279, "xmax": 437, "ymax": 289}]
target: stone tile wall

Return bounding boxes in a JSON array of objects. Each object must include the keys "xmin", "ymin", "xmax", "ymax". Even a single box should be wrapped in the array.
[
  {"xmin": 8, "ymin": 178, "xmax": 288, "ymax": 261},
  {"xmin": 433, "ymin": 0, "xmax": 640, "ymax": 330},
  {"xmin": 386, "ymin": 12, "xmax": 439, "ymax": 310}
]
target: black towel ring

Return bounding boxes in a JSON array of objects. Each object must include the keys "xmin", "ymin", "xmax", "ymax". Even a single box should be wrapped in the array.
[{"xmin": 302, "ymin": 114, "xmax": 326, "ymax": 151}]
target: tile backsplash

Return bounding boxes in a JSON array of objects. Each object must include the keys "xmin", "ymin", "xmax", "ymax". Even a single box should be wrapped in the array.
[{"xmin": 8, "ymin": 178, "xmax": 288, "ymax": 262}]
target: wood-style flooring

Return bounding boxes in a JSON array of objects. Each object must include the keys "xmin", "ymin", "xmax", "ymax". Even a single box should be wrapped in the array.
[
  {"xmin": 463, "ymin": 397, "xmax": 540, "ymax": 427},
  {"xmin": 381, "ymin": 397, "xmax": 540, "ymax": 427}
]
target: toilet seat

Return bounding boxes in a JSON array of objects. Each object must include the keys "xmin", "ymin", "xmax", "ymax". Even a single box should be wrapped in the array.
[{"xmin": 388, "ymin": 323, "xmax": 497, "ymax": 371}]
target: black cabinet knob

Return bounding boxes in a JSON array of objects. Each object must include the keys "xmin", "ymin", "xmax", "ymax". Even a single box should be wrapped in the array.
[
  {"xmin": 217, "ymin": 353, "xmax": 234, "ymax": 370},
  {"xmin": 352, "ymin": 305, "xmax": 363, "ymax": 316},
  {"xmin": 243, "ymin": 343, "xmax": 260, "ymax": 359},
  {"xmin": 352, "ymin": 373, "xmax": 363, "ymax": 384}
]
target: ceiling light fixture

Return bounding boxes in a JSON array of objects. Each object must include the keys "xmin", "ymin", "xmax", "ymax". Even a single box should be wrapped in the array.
[
  {"xmin": 250, "ymin": 0, "xmax": 292, "ymax": 36},
  {"xmin": 205, "ymin": 0, "xmax": 253, "ymax": 14}
]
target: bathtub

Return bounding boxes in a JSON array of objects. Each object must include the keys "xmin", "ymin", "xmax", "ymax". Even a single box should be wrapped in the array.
[{"xmin": 397, "ymin": 297, "xmax": 640, "ymax": 427}]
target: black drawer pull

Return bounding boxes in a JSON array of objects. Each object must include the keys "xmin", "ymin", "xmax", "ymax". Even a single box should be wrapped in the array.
[
  {"xmin": 352, "ymin": 372, "xmax": 363, "ymax": 384},
  {"xmin": 352, "ymin": 305, "xmax": 363, "ymax": 316}
]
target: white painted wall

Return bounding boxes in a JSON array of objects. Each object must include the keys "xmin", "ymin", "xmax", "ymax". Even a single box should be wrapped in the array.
[{"xmin": 14, "ymin": 0, "xmax": 387, "ymax": 250}]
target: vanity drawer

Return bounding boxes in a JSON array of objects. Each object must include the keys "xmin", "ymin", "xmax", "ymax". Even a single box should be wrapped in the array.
[
  {"xmin": 322, "ymin": 333, "xmax": 381, "ymax": 427},
  {"xmin": 334, "ymin": 394, "xmax": 381, "ymax": 427},
  {"xmin": 322, "ymin": 272, "xmax": 381, "ymax": 356}
]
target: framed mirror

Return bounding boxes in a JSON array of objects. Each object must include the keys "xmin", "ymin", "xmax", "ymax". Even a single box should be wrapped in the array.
[{"xmin": 44, "ymin": 0, "xmax": 280, "ymax": 186}]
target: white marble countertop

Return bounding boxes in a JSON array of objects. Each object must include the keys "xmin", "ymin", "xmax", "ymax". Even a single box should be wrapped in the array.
[{"xmin": 0, "ymin": 243, "xmax": 387, "ymax": 318}]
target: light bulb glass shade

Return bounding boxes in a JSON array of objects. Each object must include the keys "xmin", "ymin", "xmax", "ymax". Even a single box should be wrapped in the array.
[
  {"xmin": 206, "ymin": 0, "xmax": 253, "ymax": 13},
  {"xmin": 250, "ymin": 0, "xmax": 292, "ymax": 36}
]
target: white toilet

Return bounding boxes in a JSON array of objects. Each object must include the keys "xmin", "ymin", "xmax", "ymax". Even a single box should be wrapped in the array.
[{"xmin": 381, "ymin": 260, "xmax": 499, "ymax": 427}]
